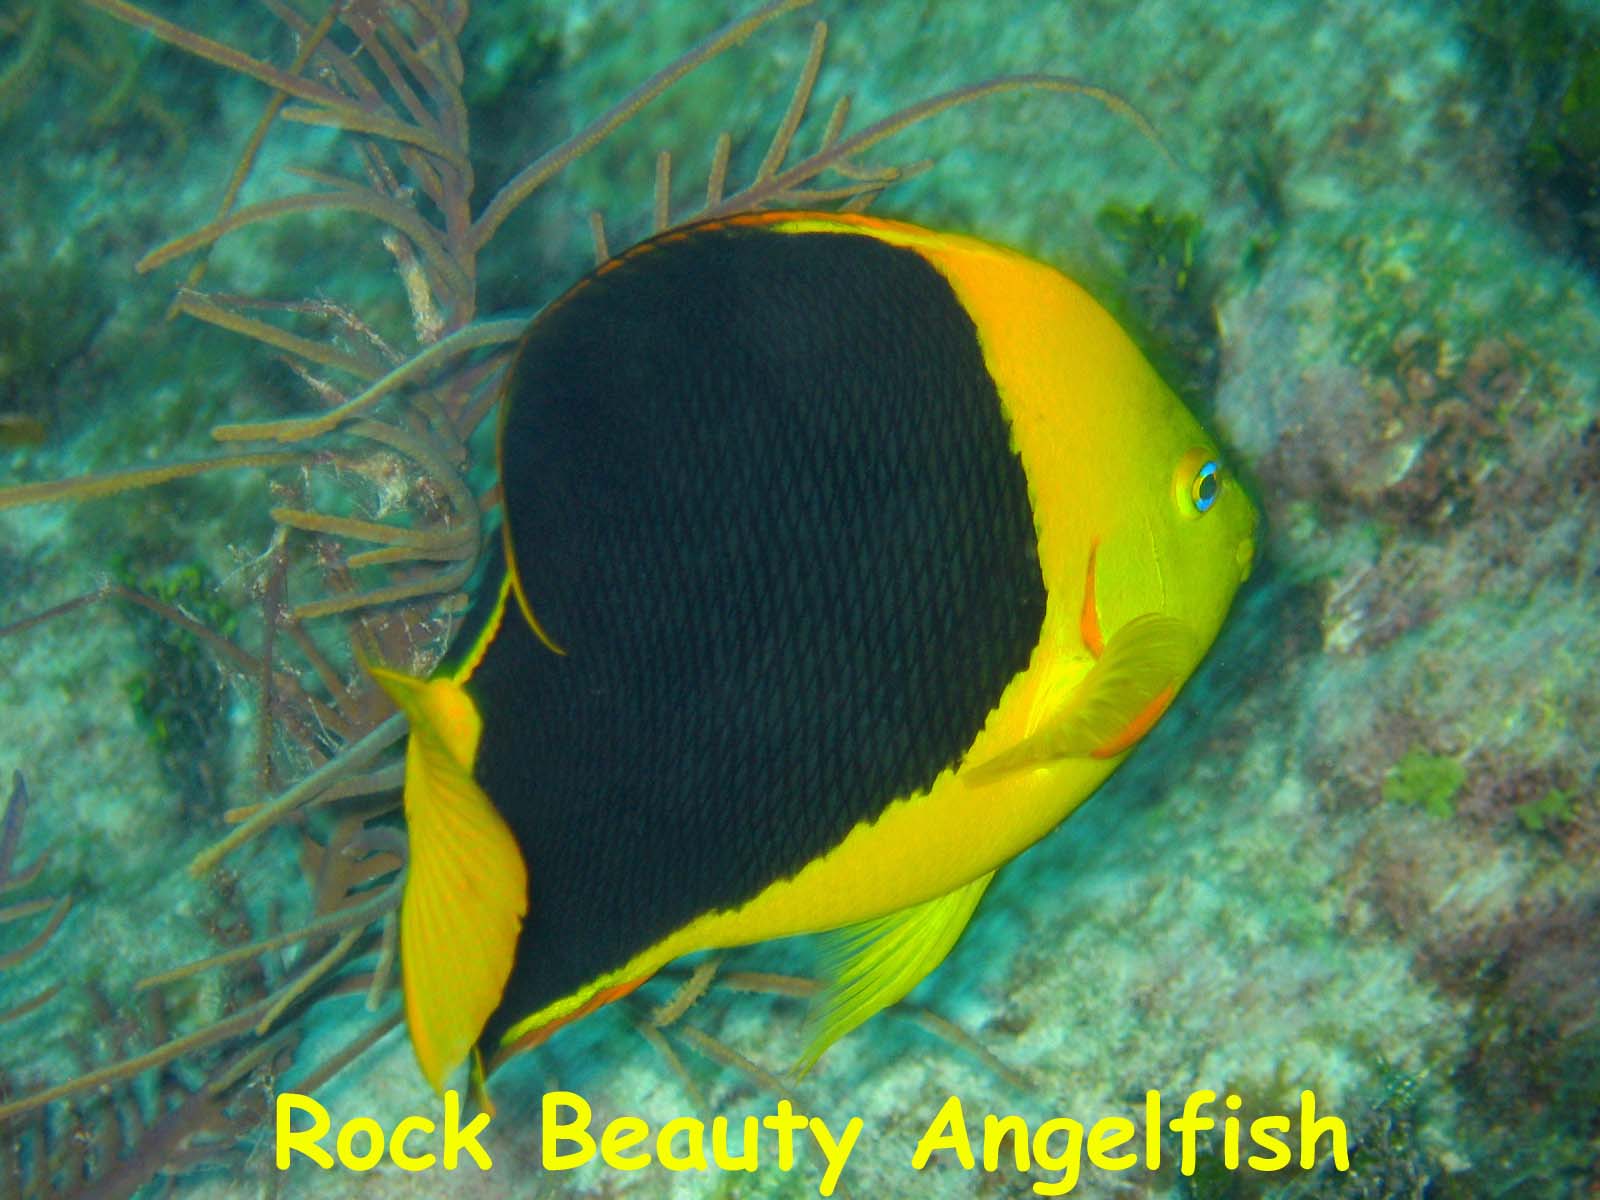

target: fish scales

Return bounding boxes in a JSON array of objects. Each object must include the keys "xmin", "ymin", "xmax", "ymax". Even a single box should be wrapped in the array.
[{"xmin": 478, "ymin": 223, "xmax": 1049, "ymax": 1044}]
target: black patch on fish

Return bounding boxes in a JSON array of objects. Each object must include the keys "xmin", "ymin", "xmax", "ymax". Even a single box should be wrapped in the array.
[{"xmin": 468, "ymin": 221, "xmax": 1046, "ymax": 1044}]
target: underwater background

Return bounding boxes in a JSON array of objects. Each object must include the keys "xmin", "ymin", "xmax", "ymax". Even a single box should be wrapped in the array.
[{"xmin": 1, "ymin": 0, "xmax": 1597, "ymax": 1197}]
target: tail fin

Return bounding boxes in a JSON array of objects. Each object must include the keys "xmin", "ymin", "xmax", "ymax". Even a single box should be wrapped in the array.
[{"xmin": 369, "ymin": 665, "xmax": 528, "ymax": 1093}]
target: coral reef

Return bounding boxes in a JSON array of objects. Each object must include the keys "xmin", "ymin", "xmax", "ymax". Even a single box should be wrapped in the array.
[
  {"xmin": 2, "ymin": 1, "xmax": 1598, "ymax": 1198},
  {"xmin": 1463, "ymin": 0, "xmax": 1600, "ymax": 277}
]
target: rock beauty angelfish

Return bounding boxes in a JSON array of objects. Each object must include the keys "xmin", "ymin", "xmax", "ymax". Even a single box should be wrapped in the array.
[{"xmin": 368, "ymin": 210, "xmax": 1258, "ymax": 1095}]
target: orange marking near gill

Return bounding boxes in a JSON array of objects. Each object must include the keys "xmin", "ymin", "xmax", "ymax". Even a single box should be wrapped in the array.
[
  {"xmin": 1079, "ymin": 539, "xmax": 1105, "ymax": 659},
  {"xmin": 1090, "ymin": 683, "xmax": 1177, "ymax": 759}
]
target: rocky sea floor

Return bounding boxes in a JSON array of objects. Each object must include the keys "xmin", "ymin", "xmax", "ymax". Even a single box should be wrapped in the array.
[{"xmin": 1, "ymin": 0, "xmax": 1597, "ymax": 1197}]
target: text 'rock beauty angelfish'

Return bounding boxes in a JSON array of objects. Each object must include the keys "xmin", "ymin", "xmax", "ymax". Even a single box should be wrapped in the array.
[{"xmin": 369, "ymin": 210, "xmax": 1258, "ymax": 1095}]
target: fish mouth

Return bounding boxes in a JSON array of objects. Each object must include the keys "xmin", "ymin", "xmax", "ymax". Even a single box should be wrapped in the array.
[{"xmin": 1235, "ymin": 535, "xmax": 1256, "ymax": 583}]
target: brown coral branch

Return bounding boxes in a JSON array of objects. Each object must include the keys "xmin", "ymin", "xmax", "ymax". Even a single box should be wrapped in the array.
[
  {"xmin": 110, "ymin": 584, "xmax": 351, "ymax": 740},
  {"xmin": 470, "ymin": 0, "xmax": 815, "ymax": 250},
  {"xmin": 706, "ymin": 131, "xmax": 733, "ymax": 208},
  {"xmin": 341, "ymin": 7, "xmax": 439, "ymax": 138},
  {"xmin": 0, "ymin": 584, "xmax": 350, "ymax": 751},
  {"xmin": 0, "ymin": 451, "xmax": 301, "ymax": 513},
  {"xmin": 345, "ymin": 543, "xmax": 474, "ymax": 567},
  {"xmin": 671, "ymin": 1024, "xmax": 793, "ymax": 1097},
  {"xmin": 0, "ymin": 993, "xmax": 276, "ymax": 1122},
  {"xmin": 142, "ymin": 190, "xmax": 469, "ymax": 303},
  {"xmin": 254, "ymin": 926, "xmax": 365, "ymax": 1034},
  {"xmin": 267, "ymin": 506, "xmax": 473, "ymax": 551},
  {"xmin": 287, "ymin": 554, "xmax": 474, "ymax": 622},
  {"xmin": 0, "ymin": 981, "xmax": 61, "ymax": 1025},
  {"xmin": 630, "ymin": 1017, "xmax": 707, "ymax": 1110},
  {"xmin": 208, "ymin": 317, "xmax": 523, "ymax": 443},
  {"xmin": 283, "ymin": 620, "xmax": 359, "ymax": 714},
  {"xmin": 78, "ymin": 0, "xmax": 367, "ymax": 115},
  {"xmin": 290, "ymin": 1009, "xmax": 403, "ymax": 1096},
  {"xmin": 0, "ymin": 896, "xmax": 71, "ymax": 971},
  {"xmin": 702, "ymin": 73, "xmax": 1173, "ymax": 220},
  {"xmin": 279, "ymin": 101, "xmax": 468, "ymax": 169},
  {"xmin": 0, "ymin": 769, "xmax": 39, "ymax": 890},
  {"xmin": 134, "ymin": 884, "xmax": 397, "ymax": 995},
  {"xmin": 171, "ymin": 289, "xmax": 383, "ymax": 381},
  {"xmin": 754, "ymin": 20, "xmax": 829, "ymax": 183},
  {"xmin": 172, "ymin": 2, "xmax": 342, "ymax": 298},
  {"xmin": 79, "ymin": 0, "xmax": 463, "ymax": 166},
  {"xmin": 0, "ymin": 771, "xmax": 71, "ymax": 1029},
  {"xmin": 188, "ymin": 712, "xmax": 406, "ymax": 878},
  {"xmin": 654, "ymin": 149, "xmax": 673, "ymax": 233}
]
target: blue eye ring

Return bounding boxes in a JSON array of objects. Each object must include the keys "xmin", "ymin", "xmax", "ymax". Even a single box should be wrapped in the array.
[{"xmin": 1191, "ymin": 459, "xmax": 1221, "ymax": 513}]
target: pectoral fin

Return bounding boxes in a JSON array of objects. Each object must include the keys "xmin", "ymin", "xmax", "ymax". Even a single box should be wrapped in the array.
[
  {"xmin": 369, "ymin": 665, "xmax": 528, "ymax": 1094},
  {"xmin": 965, "ymin": 613, "xmax": 1197, "ymax": 785},
  {"xmin": 798, "ymin": 871, "xmax": 995, "ymax": 1073}
]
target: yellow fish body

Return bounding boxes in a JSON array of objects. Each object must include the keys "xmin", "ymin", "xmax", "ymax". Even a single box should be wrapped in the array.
[{"xmin": 372, "ymin": 211, "xmax": 1258, "ymax": 1092}]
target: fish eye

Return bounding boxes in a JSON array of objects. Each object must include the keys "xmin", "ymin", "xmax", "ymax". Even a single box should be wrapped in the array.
[
  {"xmin": 1173, "ymin": 447, "xmax": 1222, "ymax": 519},
  {"xmin": 1191, "ymin": 460, "xmax": 1220, "ymax": 513}
]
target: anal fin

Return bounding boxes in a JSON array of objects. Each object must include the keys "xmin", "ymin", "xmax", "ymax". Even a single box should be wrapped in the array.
[{"xmin": 799, "ymin": 871, "xmax": 995, "ymax": 1073}]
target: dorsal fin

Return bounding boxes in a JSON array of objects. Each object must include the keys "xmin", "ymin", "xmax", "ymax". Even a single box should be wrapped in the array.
[
  {"xmin": 798, "ymin": 871, "xmax": 995, "ymax": 1074},
  {"xmin": 369, "ymin": 665, "xmax": 528, "ymax": 1093},
  {"xmin": 965, "ymin": 613, "xmax": 1197, "ymax": 785}
]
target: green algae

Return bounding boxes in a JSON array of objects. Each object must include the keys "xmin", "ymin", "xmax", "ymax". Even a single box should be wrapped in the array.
[
  {"xmin": 1515, "ymin": 787, "xmax": 1577, "ymax": 833},
  {"xmin": 1383, "ymin": 750, "xmax": 1468, "ymax": 819}
]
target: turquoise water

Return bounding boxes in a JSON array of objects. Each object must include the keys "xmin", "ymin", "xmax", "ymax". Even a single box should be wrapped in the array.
[{"xmin": 1, "ymin": 1, "xmax": 1597, "ymax": 1197}]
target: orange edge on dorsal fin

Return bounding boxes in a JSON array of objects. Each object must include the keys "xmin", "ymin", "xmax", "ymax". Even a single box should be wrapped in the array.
[{"xmin": 1080, "ymin": 538, "xmax": 1105, "ymax": 659}]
